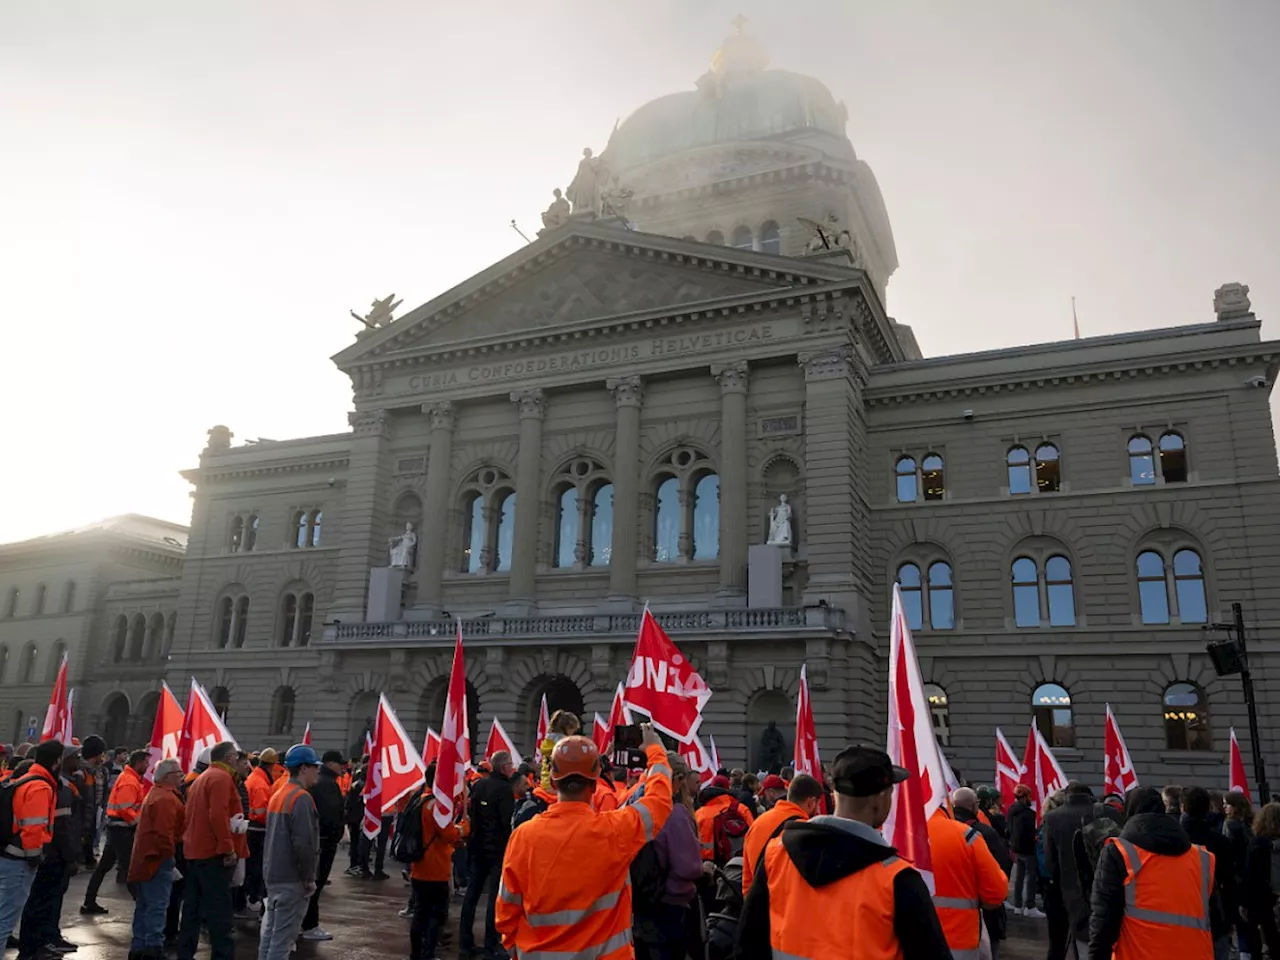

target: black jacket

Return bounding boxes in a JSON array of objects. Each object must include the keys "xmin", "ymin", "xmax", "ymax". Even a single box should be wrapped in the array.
[
  {"xmin": 1008, "ymin": 799, "xmax": 1037, "ymax": 855},
  {"xmin": 1181, "ymin": 813, "xmax": 1236, "ymax": 933},
  {"xmin": 1089, "ymin": 812, "xmax": 1225, "ymax": 960},
  {"xmin": 736, "ymin": 817, "xmax": 953, "ymax": 960},
  {"xmin": 309, "ymin": 766, "xmax": 346, "ymax": 845},
  {"xmin": 1043, "ymin": 794, "xmax": 1099, "ymax": 939},
  {"xmin": 468, "ymin": 770, "xmax": 515, "ymax": 860}
]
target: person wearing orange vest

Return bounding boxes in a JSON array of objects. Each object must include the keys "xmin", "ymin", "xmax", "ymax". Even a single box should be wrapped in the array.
[
  {"xmin": 243, "ymin": 747, "xmax": 279, "ymax": 910},
  {"xmin": 497, "ymin": 725, "xmax": 672, "ymax": 960},
  {"xmin": 741, "ymin": 772, "xmax": 825, "ymax": 895},
  {"xmin": 258, "ymin": 745, "xmax": 321, "ymax": 960},
  {"xmin": 1087, "ymin": 786, "xmax": 1219, "ymax": 960},
  {"xmin": 695, "ymin": 774, "xmax": 756, "ymax": 862},
  {"xmin": 410, "ymin": 769, "xmax": 468, "ymax": 960},
  {"xmin": 737, "ymin": 745, "xmax": 953, "ymax": 960},
  {"xmin": 928, "ymin": 800, "xmax": 1008, "ymax": 960},
  {"xmin": 0, "ymin": 740, "xmax": 62, "ymax": 952},
  {"xmin": 81, "ymin": 747, "xmax": 148, "ymax": 915}
]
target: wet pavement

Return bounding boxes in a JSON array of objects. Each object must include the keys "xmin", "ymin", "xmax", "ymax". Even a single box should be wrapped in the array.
[{"xmin": 51, "ymin": 857, "xmax": 1051, "ymax": 959}]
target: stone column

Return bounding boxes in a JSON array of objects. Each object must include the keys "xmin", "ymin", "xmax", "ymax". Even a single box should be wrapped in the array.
[
  {"xmin": 330, "ymin": 409, "xmax": 393, "ymax": 622},
  {"xmin": 606, "ymin": 376, "xmax": 643, "ymax": 607},
  {"xmin": 505, "ymin": 389, "xmax": 546, "ymax": 615},
  {"xmin": 414, "ymin": 402, "xmax": 454, "ymax": 617},
  {"xmin": 712, "ymin": 361, "xmax": 749, "ymax": 604}
]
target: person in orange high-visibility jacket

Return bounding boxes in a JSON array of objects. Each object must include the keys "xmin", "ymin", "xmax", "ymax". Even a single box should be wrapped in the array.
[
  {"xmin": 1088, "ymin": 786, "xmax": 1218, "ymax": 960},
  {"xmin": 0, "ymin": 740, "xmax": 62, "ymax": 949},
  {"xmin": 497, "ymin": 726, "xmax": 672, "ymax": 960},
  {"xmin": 929, "ymin": 805, "xmax": 1009, "ymax": 960},
  {"xmin": 82, "ymin": 748, "xmax": 149, "ymax": 913},
  {"xmin": 694, "ymin": 774, "xmax": 755, "ymax": 862},
  {"xmin": 741, "ymin": 773, "xmax": 825, "ymax": 894},
  {"xmin": 737, "ymin": 745, "xmax": 953, "ymax": 960},
  {"xmin": 243, "ymin": 747, "xmax": 279, "ymax": 908}
]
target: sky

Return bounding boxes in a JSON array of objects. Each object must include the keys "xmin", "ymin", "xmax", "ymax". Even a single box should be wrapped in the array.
[{"xmin": 2, "ymin": 0, "xmax": 1278, "ymax": 543}]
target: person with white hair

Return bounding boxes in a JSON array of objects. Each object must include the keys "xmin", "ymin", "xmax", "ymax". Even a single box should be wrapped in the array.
[{"xmin": 128, "ymin": 759, "xmax": 186, "ymax": 960}]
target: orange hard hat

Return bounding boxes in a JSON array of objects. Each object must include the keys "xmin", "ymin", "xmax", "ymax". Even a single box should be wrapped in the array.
[{"xmin": 549, "ymin": 735, "xmax": 600, "ymax": 784}]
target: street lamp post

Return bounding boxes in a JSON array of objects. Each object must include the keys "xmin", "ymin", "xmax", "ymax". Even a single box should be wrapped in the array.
[{"xmin": 1206, "ymin": 602, "xmax": 1270, "ymax": 803}]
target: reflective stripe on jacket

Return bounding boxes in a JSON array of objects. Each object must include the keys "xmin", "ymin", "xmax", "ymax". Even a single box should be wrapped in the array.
[
  {"xmin": 496, "ymin": 743, "xmax": 673, "ymax": 960},
  {"xmin": 5, "ymin": 766, "xmax": 57, "ymax": 860},
  {"xmin": 765, "ymin": 838, "xmax": 910, "ymax": 960},
  {"xmin": 106, "ymin": 765, "xmax": 145, "ymax": 826},
  {"xmin": 246, "ymin": 765, "xmax": 274, "ymax": 827},
  {"xmin": 1110, "ymin": 836, "xmax": 1214, "ymax": 960},
  {"xmin": 928, "ymin": 813, "xmax": 1008, "ymax": 960}
]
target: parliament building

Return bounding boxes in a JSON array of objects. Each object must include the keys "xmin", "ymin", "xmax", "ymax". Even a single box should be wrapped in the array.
[{"xmin": 2, "ymin": 24, "xmax": 1278, "ymax": 789}]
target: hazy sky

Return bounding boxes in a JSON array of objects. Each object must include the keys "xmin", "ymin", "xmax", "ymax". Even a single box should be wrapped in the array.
[{"xmin": 3, "ymin": 1, "xmax": 1278, "ymax": 544}]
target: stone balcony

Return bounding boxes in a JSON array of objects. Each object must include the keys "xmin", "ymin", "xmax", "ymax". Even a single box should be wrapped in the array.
[{"xmin": 321, "ymin": 605, "xmax": 844, "ymax": 648}]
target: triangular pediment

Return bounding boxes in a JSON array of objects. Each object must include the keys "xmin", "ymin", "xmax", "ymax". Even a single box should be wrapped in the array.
[{"xmin": 333, "ymin": 222, "xmax": 861, "ymax": 368}]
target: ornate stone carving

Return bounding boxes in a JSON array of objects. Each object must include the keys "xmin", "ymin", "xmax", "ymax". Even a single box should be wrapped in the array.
[
  {"xmin": 711, "ymin": 360, "xmax": 749, "ymax": 393},
  {"xmin": 347, "ymin": 408, "xmax": 388, "ymax": 437},
  {"xmin": 421, "ymin": 401, "xmax": 455, "ymax": 432},
  {"xmin": 540, "ymin": 188, "xmax": 571, "ymax": 231},
  {"xmin": 607, "ymin": 375, "xmax": 644, "ymax": 408},
  {"xmin": 205, "ymin": 425, "xmax": 233, "ymax": 453},
  {"xmin": 510, "ymin": 388, "xmax": 547, "ymax": 420},
  {"xmin": 1214, "ymin": 282, "xmax": 1252, "ymax": 320},
  {"xmin": 798, "ymin": 345, "xmax": 862, "ymax": 384}
]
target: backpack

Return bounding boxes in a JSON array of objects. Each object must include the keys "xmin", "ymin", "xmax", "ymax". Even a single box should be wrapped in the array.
[
  {"xmin": 512, "ymin": 793, "xmax": 548, "ymax": 831},
  {"xmin": 0, "ymin": 774, "xmax": 41, "ymax": 853},
  {"xmin": 712, "ymin": 799, "xmax": 751, "ymax": 865},
  {"xmin": 390, "ymin": 792, "xmax": 430, "ymax": 865},
  {"xmin": 629, "ymin": 840, "xmax": 668, "ymax": 910}
]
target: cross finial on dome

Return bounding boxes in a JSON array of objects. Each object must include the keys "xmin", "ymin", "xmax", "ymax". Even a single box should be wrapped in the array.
[{"xmin": 731, "ymin": 13, "xmax": 749, "ymax": 34}]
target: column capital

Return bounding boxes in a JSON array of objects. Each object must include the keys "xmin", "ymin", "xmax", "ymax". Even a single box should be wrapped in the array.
[
  {"xmin": 606, "ymin": 375, "xmax": 644, "ymax": 408},
  {"xmin": 347, "ymin": 408, "xmax": 389, "ymax": 437},
  {"xmin": 798, "ymin": 345, "xmax": 865, "ymax": 384},
  {"xmin": 420, "ymin": 401, "xmax": 455, "ymax": 432},
  {"xmin": 509, "ymin": 388, "xmax": 547, "ymax": 420},
  {"xmin": 711, "ymin": 360, "xmax": 749, "ymax": 394}
]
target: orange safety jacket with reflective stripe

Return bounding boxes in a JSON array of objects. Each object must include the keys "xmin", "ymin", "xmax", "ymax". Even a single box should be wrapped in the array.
[
  {"xmin": 246, "ymin": 765, "xmax": 274, "ymax": 827},
  {"xmin": 106, "ymin": 765, "xmax": 145, "ymax": 826},
  {"xmin": 764, "ymin": 834, "xmax": 911, "ymax": 959},
  {"xmin": 741, "ymin": 799, "xmax": 810, "ymax": 895},
  {"xmin": 928, "ymin": 813, "xmax": 1009, "ymax": 960},
  {"xmin": 1110, "ymin": 836, "xmax": 1214, "ymax": 960},
  {"xmin": 4, "ymin": 765, "xmax": 57, "ymax": 861},
  {"xmin": 695, "ymin": 793, "xmax": 756, "ymax": 861},
  {"xmin": 496, "ymin": 743, "xmax": 673, "ymax": 960}
]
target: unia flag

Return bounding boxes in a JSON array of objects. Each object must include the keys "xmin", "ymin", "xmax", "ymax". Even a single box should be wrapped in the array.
[{"xmin": 623, "ymin": 606, "xmax": 711, "ymax": 743}]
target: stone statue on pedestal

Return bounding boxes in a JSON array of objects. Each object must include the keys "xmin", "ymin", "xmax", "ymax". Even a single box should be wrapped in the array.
[
  {"xmin": 758, "ymin": 720, "xmax": 785, "ymax": 773},
  {"xmin": 767, "ymin": 494, "xmax": 793, "ymax": 547},
  {"xmin": 388, "ymin": 522, "xmax": 417, "ymax": 569}
]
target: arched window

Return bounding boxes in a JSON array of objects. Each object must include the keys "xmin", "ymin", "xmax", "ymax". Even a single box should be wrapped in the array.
[
  {"xmin": 32, "ymin": 585, "xmax": 45, "ymax": 616},
  {"xmin": 229, "ymin": 515, "xmax": 244, "ymax": 551},
  {"xmin": 1032, "ymin": 682, "xmax": 1074, "ymax": 748},
  {"xmin": 731, "ymin": 226, "xmax": 754, "ymax": 250},
  {"xmin": 590, "ymin": 484, "xmax": 613, "ymax": 567},
  {"xmin": 1137, "ymin": 550, "xmax": 1169, "ymax": 624},
  {"xmin": 1163, "ymin": 682, "xmax": 1211, "ymax": 751},
  {"xmin": 692, "ymin": 474, "xmax": 720, "ymax": 561},
  {"xmin": 1128, "ymin": 436, "xmax": 1155, "ymax": 486},
  {"xmin": 759, "ymin": 221, "xmax": 781, "ymax": 255},
  {"xmin": 112, "ymin": 615, "xmax": 128, "ymax": 661},
  {"xmin": 20, "ymin": 643, "xmax": 37, "ymax": 685},
  {"xmin": 0, "ymin": 646, "xmax": 7, "ymax": 683},
  {"xmin": 554, "ymin": 486, "xmax": 579, "ymax": 568},
  {"xmin": 270, "ymin": 687, "xmax": 296, "ymax": 735},
  {"xmin": 211, "ymin": 686, "xmax": 230, "ymax": 722},
  {"xmin": 462, "ymin": 494, "xmax": 485, "ymax": 573},
  {"xmin": 1173, "ymin": 549, "xmax": 1207, "ymax": 624},
  {"xmin": 1012, "ymin": 558, "xmax": 1040, "ymax": 627},
  {"xmin": 48, "ymin": 641, "xmax": 65, "ymax": 682},
  {"xmin": 921, "ymin": 454, "xmax": 945, "ymax": 501},
  {"xmin": 3, "ymin": 588, "xmax": 19, "ymax": 619},
  {"xmin": 928, "ymin": 562, "xmax": 955, "ymax": 629},
  {"xmin": 654, "ymin": 476, "xmax": 679, "ymax": 562},
  {"xmin": 895, "ymin": 456, "xmax": 917, "ymax": 503},
  {"xmin": 705, "ymin": 230, "xmax": 725, "ymax": 245},
  {"xmin": 1044, "ymin": 556, "xmax": 1076, "ymax": 626},
  {"xmin": 897, "ymin": 563, "xmax": 923, "ymax": 630},
  {"xmin": 924, "ymin": 683, "xmax": 950, "ymax": 746},
  {"xmin": 1159, "ymin": 432, "xmax": 1187, "ymax": 483},
  {"xmin": 1007, "ymin": 447, "xmax": 1032, "ymax": 495},
  {"xmin": 494, "ymin": 493, "xmax": 516, "ymax": 573},
  {"xmin": 1035, "ymin": 444, "xmax": 1061, "ymax": 492},
  {"xmin": 128, "ymin": 613, "xmax": 147, "ymax": 661},
  {"xmin": 61, "ymin": 581, "xmax": 76, "ymax": 613}
]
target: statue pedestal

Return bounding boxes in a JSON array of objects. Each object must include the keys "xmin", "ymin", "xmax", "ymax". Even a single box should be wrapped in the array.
[
  {"xmin": 748, "ymin": 544, "xmax": 785, "ymax": 609},
  {"xmin": 366, "ymin": 567, "xmax": 405, "ymax": 623}
]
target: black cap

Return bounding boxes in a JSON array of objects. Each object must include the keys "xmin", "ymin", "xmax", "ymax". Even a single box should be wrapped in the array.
[
  {"xmin": 321, "ymin": 750, "xmax": 345, "ymax": 765},
  {"xmin": 831, "ymin": 746, "xmax": 910, "ymax": 797}
]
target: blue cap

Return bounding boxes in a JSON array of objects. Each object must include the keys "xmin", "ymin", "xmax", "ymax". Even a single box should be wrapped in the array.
[{"xmin": 284, "ymin": 744, "xmax": 320, "ymax": 769}]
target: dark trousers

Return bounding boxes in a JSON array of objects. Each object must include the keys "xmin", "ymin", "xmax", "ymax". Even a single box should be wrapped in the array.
[
  {"xmin": 18, "ymin": 858, "xmax": 67, "ymax": 954},
  {"xmin": 410, "ymin": 879, "xmax": 449, "ymax": 960},
  {"xmin": 84, "ymin": 823, "xmax": 134, "ymax": 905},
  {"xmin": 459, "ymin": 854, "xmax": 501, "ymax": 954},
  {"xmin": 177, "ymin": 857, "xmax": 233, "ymax": 960},
  {"xmin": 634, "ymin": 902, "xmax": 690, "ymax": 960},
  {"xmin": 301, "ymin": 841, "xmax": 338, "ymax": 931}
]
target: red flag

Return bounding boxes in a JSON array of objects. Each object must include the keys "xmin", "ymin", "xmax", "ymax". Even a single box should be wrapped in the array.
[
  {"xmin": 623, "ymin": 607, "xmax": 712, "ymax": 743},
  {"xmin": 362, "ymin": 694, "xmax": 426, "ymax": 838},
  {"xmin": 145, "ymin": 682, "xmax": 185, "ymax": 784},
  {"xmin": 1230, "ymin": 727, "xmax": 1252, "ymax": 801},
  {"xmin": 1103, "ymin": 704, "xmax": 1139, "ymax": 798},
  {"xmin": 534, "ymin": 694, "xmax": 549, "ymax": 755},
  {"xmin": 432, "ymin": 623, "xmax": 470, "ymax": 828},
  {"xmin": 591, "ymin": 713, "xmax": 611, "ymax": 756},
  {"xmin": 422, "ymin": 728, "xmax": 441, "ymax": 766},
  {"xmin": 678, "ymin": 735, "xmax": 716, "ymax": 785},
  {"xmin": 885, "ymin": 584, "xmax": 944, "ymax": 889},
  {"xmin": 793, "ymin": 663, "xmax": 822, "ymax": 780},
  {"xmin": 485, "ymin": 716, "xmax": 523, "ymax": 766},
  {"xmin": 302, "ymin": 722, "xmax": 312, "ymax": 746},
  {"xmin": 708, "ymin": 734, "xmax": 721, "ymax": 773},
  {"xmin": 995, "ymin": 727, "xmax": 1022, "ymax": 808},
  {"xmin": 177, "ymin": 679, "xmax": 236, "ymax": 774},
  {"xmin": 40, "ymin": 654, "xmax": 70, "ymax": 742}
]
